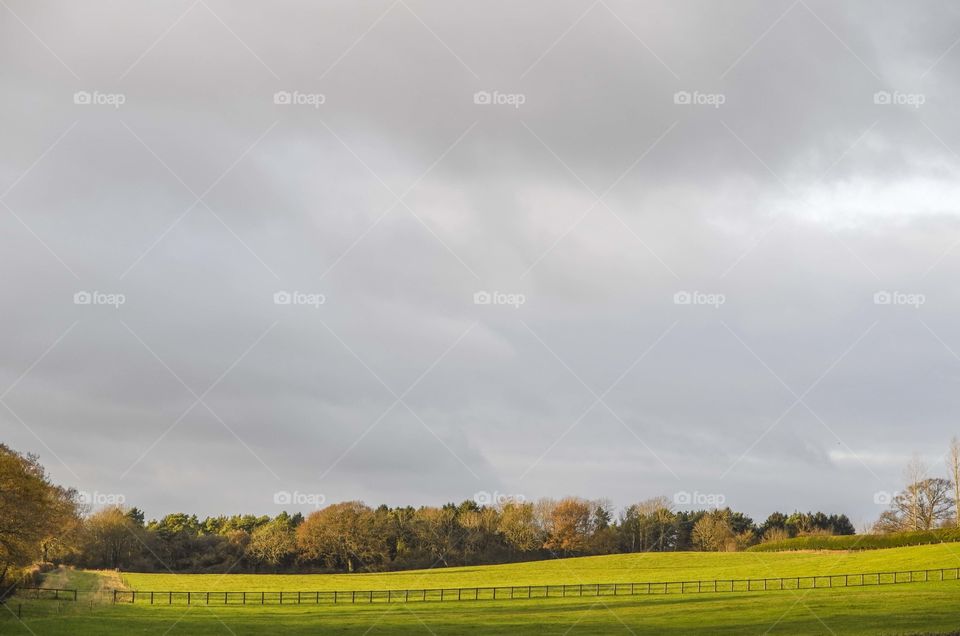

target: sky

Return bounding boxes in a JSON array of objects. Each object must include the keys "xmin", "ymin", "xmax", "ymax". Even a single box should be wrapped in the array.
[{"xmin": 3, "ymin": 0, "xmax": 960, "ymax": 528}]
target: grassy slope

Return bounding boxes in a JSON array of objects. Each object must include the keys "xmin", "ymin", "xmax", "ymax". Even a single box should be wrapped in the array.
[
  {"xmin": 120, "ymin": 542, "xmax": 960, "ymax": 591},
  {"xmin": 6, "ymin": 583, "xmax": 960, "ymax": 635},
  {"xmin": 4, "ymin": 546, "xmax": 960, "ymax": 635}
]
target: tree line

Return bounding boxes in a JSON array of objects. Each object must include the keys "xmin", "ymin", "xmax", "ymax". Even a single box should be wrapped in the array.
[
  {"xmin": 3, "ymin": 439, "xmax": 960, "ymax": 585},
  {"xmin": 64, "ymin": 499, "xmax": 857, "ymax": 574}
]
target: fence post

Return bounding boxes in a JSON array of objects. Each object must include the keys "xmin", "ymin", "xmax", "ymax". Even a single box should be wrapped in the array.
[
  {"xmin": 151, "ymin": 592, "xmax": 154, "ymax": 605},
  {"xmin": 188, "ymin": 592, "xmax": 191, "ymax": 605},
  {"xmin": 113, "ymin": 589, "xmax": 117, "ymax": 604}
]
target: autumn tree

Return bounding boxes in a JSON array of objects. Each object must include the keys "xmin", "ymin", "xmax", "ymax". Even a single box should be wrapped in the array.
[
  {"xmin": 620, "ymin": 497, "xmax": 676, "ymax": 552},
  {"xmin": 692, "ymin": 509, "xmax": 735, "ymax": 551},
  {"xmin": 413, "ymin": 505, "xmax": 462, "ymax": 566},
  {"xmin": 296, "ymin": 502, "xmax": 386, "ymax": 572},
  {"xmin": 247, "ymin": 518, "xmax": 296, "ymax": 571},
  {"xmin": 497, "ymin": 502, "xmax": 541, "ymax": 553},
  {"xmin": 78, "ymin": 507, "xmax": 144, "ymax": 569},
  {"xmin": 0, "ymin": 444, "xmax": 78, "ymax": 593},
  {"xmin": 542, "ymin": 498, "xmax": 592, "ymax": 555}
]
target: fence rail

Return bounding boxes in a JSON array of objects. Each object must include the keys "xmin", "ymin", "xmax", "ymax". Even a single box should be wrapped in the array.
[
  {"xmin": 15, "ymin": 587, "xmax": 78, "ymax": 601},
  {"xmin": 113, "ymin": 566, "xmax": 960, "ymax": 606}
]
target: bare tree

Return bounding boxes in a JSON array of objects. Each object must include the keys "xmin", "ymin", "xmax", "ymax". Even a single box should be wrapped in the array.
[
  {"xmin": 903, "ymin": 455, "xmax": 928, "ymax": 530},
  {"xmin": 948, "ymin": 437, "xmax": 960, "ymax": 528}
]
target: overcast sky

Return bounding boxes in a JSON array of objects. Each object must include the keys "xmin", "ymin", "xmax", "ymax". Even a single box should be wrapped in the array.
[{"xmin": 3, "ymin": 0, "xmax": 960, "ymax": 527}]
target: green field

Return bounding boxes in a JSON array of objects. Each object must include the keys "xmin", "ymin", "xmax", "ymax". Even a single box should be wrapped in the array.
[{"xmin": 4, "ymin": 544, "xmax": 960, "ymax": 634}]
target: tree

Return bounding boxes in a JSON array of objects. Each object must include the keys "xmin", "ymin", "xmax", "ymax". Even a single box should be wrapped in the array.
[
  {"xmin": 949, "ymin": 437, "xmax": 960, "ymax": 528},
  {"xmin": 78, "ymin": 507, "xmax": 143, "ymax": 569},
  {"xmin": 691, "ymin": 509, "xmax": 739, "ymax": 551},
  {"xmin": 412, "ymin": 505, "xmax": 462, "ymax": 567},
  {"xmin": 247, "ymin": 520, "xmax": 295, "ymax": 571},
  {"xmin": 458, "ymin": 506, "xmax": 500, "ymax": 563},
  {"xmin": 0, "ymin": 444, "xmax": 78, "ymax": 593},
  {"xmin": 497, "ymin": 502, "xmax": 541, "ymax": 553},
  {"xmin": 878, "ymin": 477, "xmax": 954, "ymax": 532},
  {"xmin": 619, "ymin": 497, "xmax": 676, "ymax": 552},
  {"xmin": 542, "ymin": 498, "xmax": 592, "ymax": 555},
  {"xmin": 296, "ymin": 502, "xmax": 386, "ymax": 572},
  {"xmin": 903, "ymin": 455, "xmax": 927, "ymax": 531}
]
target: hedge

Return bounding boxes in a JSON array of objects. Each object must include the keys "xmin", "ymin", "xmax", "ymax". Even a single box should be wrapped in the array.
[{"xmin": 747, "ymin": 527, "xmax": 960, "ymax": 552}]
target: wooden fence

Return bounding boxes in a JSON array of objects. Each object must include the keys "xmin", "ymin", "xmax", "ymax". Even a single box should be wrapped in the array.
[
  {"xmin": 15, "ymin": 587, "xmax": 78, "ymax": 601},
  {"xmin": 112, "ymin": 566, "xmax": 960, "ymax": 605}
]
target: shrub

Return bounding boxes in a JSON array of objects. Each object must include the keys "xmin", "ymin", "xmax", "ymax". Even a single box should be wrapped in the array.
[{"xmin": 747, "ymin": 527, "xmax": 960, "ymax": 552}]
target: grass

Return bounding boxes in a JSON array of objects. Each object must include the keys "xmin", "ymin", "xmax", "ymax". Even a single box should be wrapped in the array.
[
  {"xmin": 118, "ymin": 543, "xmax": 960, "ymax": 592},
  {"xmin": 2, "ymin": 544, "xmax": 960, "ymax": 634}
]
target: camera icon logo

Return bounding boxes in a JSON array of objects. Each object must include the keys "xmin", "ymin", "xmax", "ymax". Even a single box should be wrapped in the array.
[
  {"xmin": 673, "ymin": 490, "xmax": 692, "ymax": 505},
  {"xmin": 473, "ymin": 91, "xmax": 492, "ymax": 105},
  {"xmin": 73, "ymin": 91, "xmax": 92, "ymax": 105},
  {"xmin": 873, "ymin": 91, "xmax": 892, "ymax": 105},
  {"xmin": 873, "ymin": 491, "xmax": 893, "ymax": 505},
  {"xmin": 273, "ymin": 491, "xmax": 292, "ymax": 505},
  {"xmin": 274, "ymin": 291, "xmax": 292, "ymax": 305},
  {"xmin": 673, "ymin": 91, "xmax": 691, "ymax": 105},
  {"xmin": 474, "ymin": 290, "xmax": 492, "ymax": 305},
  {"xmin": 673, "ymin": 291, "xmax": 692, "ymax": 305},
  {"xmin": 873, "ymin": 290, "xmax": 892, "ymax": 305},
  {"xmin": 274, "ymin": 91, "xmax": 292, "ymax": 105},
  {"xmin": 74, "ymin": 291, "xmax": 92, "ymax": 305}
]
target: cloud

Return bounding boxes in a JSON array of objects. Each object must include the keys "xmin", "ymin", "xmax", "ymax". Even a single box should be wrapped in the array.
[{"xmin": 2, "ymin": 0, "xmax": 960, "ymax": 525}]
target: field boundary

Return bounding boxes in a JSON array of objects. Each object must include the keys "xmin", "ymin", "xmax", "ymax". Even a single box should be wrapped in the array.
[
  {"xmin": 113, "ymin": 566, "xmax": 960, "ymax": 605},
  {"xmin": 14, "ymin": 587, "xmax": 78, "ymax": 601}
]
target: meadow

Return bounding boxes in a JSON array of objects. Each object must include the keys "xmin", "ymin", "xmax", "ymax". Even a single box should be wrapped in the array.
[{"xmin": 4, "ymin": 543, "xmax": 960, "ymax": 635}]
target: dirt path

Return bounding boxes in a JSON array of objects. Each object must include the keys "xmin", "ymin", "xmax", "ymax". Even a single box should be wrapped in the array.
[{"xmin": 40, "ymin": 566, "xmax": 128, "ymax": 603}]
